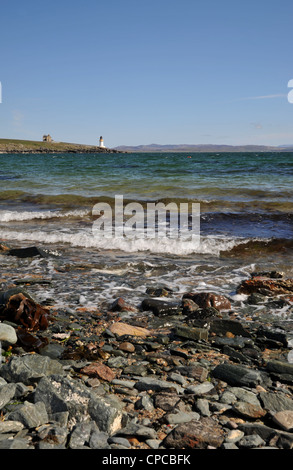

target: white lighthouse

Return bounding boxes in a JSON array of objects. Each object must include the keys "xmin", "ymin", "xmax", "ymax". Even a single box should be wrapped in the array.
[{"xmin": 99, "ymin": 136, "xmax": 105, "ymax": 148}]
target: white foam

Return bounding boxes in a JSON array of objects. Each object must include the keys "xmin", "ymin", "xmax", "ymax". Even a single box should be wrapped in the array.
[
  {"xmin": 0, "ymin": 209, "xmax": 89, "ymax": 222},
  {"xmin": 0, "ymin": 227, "xmax": 246, "ymax": 256}
]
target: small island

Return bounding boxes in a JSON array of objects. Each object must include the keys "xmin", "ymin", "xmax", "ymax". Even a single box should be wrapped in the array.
[{"xmin": 0, "ymin": 138, "xmax": 124, "ymax": 154}]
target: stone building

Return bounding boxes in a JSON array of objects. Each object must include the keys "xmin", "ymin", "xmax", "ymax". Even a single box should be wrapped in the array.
[{"xmin": 43, "ymin": 134, "xmax": 53, "ymax": 143}]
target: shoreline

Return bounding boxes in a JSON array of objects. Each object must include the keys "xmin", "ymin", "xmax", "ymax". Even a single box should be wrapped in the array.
[{"xmin": 0, "ymin": 240, "xmax": 293, "ymax": 450}]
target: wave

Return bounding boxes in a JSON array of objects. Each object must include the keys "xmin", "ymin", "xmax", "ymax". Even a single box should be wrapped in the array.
[
  {"xmin": 0, "ymin": 209, "xmax": 90, "ymax": 222},
  {"xmin": 0, "ymin": 225, "xmax": 278, "ymax": 257}
]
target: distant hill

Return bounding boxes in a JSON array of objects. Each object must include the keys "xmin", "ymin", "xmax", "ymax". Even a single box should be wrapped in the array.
[
  {"xmin": 0, "ymin": 139, "xmax": 123, "ymax": 154},
  {"xmin": 114, "ymin": 143, "xmax": 292, "ymax": 153}
]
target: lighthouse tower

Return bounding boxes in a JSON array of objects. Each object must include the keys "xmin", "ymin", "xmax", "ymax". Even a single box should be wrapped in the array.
[{"xmin": 99, "ymin": 136, "xmax": 105, "ymax": 148}]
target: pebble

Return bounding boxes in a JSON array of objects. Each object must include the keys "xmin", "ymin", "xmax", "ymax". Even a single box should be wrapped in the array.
[{"xmin": 1, "ymin": 249, "xmax": 293, "ymax": 451}]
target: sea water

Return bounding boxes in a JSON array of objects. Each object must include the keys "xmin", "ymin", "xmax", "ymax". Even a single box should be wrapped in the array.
[{"xmin": 0, "ymin": 151, "xmax": 292, "ymax": 312}]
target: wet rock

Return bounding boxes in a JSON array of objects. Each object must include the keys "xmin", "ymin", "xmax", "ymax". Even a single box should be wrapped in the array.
[
  {"xmin": 209, "ymin": 318, "xmax": 251, "ymax": 337},
  {"xmin": 141, "ymin": 298, "xmax": 181, "ymax": 316},
  {"xmin": 146, "ymin": 287, "xmax": 173, "ymax": 297},
  {"xmin": 109, "ymin": 297, "xmax": 136, "ymax": 312},
  {"xmin": 237, "ymin": 278, "xmax": 293, "ymax": 296},
  {"xmin": 182, "ymin": 292, "xmax": 231, "ymax": 311},
  {"xmin": 175, "ymin": 325, "xmax": 209, "ymax": 341},
  {"xmin": 7, "ymin": 246, "xmax": 58, "ymax": 259},
  {"xmin": 163, "ymin": 417, "xmax": 225, "ymax": 449}
]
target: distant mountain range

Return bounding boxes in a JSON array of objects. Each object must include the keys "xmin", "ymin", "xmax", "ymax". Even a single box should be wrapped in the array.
[{"xmin": 114, "ymin": 143, "xmax": 293, "ymax": 153}]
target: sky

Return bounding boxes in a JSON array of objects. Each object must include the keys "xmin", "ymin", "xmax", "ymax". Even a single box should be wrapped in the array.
[{"xmin": 1, "ymin": 0, "xmax": 293, "ymax": 148}]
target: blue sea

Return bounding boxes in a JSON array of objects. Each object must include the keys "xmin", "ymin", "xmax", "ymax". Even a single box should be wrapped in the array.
[{"xmin": 0, "ymin": 151, "xmax": 292, "ymax": 310}]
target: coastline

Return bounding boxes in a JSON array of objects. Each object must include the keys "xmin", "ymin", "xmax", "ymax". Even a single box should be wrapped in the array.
[
  {"xmin": 0, "ymin": 239, "xmax": 293, "ymax": 451},
  {"xmin": 0, "ymin": 139, "xmax": 125, "ymax": 154}
]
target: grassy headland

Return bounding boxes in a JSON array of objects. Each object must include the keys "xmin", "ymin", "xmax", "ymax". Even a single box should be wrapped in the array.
[{"xmin": 0, "ymin": 139, "xmax": 122, "ymax": 154}]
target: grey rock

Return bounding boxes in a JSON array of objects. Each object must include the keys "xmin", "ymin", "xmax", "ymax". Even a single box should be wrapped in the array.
[
  {"xmin": 195, "ymin": 398, "xmax": 211, "ymax": 417},
  {"xmin": 134, "ymin": 377, "xmax": 183, "ymax": 394},
  {"xmin": 34, "ymin": 375, "xmax": 92, "ymax": 428},
  {"xmin": 229, "ymin": 387, "xmax": 261, "ymax": 405},
  {"xmin": 175, "ymin": 325, "xmax": 209, "ymax": 341},
  {"xmin": 135, "ymin": 395, "xmax": 154, "ymax": 411},
  {"xmin": 185, "ymin": 381, "xmax": 214, "ymax": 396},
  {"xmin": 37, "ymin": 423, "xmax": 68, "ymax": 445},
  {"xmin": 141, "ymin": 298, "xmax": 181, "ymax": 316},
  {"xmin": 266, "ymin": 360, "xmax": 293, "ymax": 376},
  {"xmin": 259, "ymin": 391, "xmax": 293, "ymax": 413},
  {"xmin": 89, "ymin": 430, "xmax": 111, "ymax": 449},
  {"xmin": 88, "ymin": 394, "xmax": 123, "ymax": 435},
  {"xmin": 8, "ymin": 401, "xmax": 48, "ymax": 428},
  {"xmin": 239, "ymin": 434, "xmax": 266, "ymax": 448},
  {"xmin": 165, "ymin": 411, "xmax": 200, "ymax": 424},
  {"xmin": 0, "ymin": 383, "xmax": 16, "ymax": 410},
  {"xmin": 211, "ymin": 363, "xmax": 263, "ymax": 387},
  {"xmin": 68, "ymin": 422, "xmax": 98, "ymax": 449},
  {"xmin": 0, "ymin": 354, "xmax": 64, "ymax": 385},
  {"xmin": 0, "ymin": 323, "xmax": 17, "ymax": 344},
  {"xmin": 0, "ymin": 420, "xmax": 24, "ymax": 433},
  {"xmin": 0, "ymin": 437, "xmax": 32, "ymax": 449},
  {"xmin": 108, "ymin": 436, "xmax": 131, "ymax": 448},
  {"xmin": 115, "ymin": 421, "xmax": 157, "ymax": 440}
]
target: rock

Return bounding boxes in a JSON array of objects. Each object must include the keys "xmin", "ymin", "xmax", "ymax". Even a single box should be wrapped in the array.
[
  {"xmin": 212, "ymin": 363, "xmax": 263, "ymax": 387},
  {"xmin": 68, "ymin": 421, "xmax": 99, "ymax": 449},
  {"xmin": 153, "ymin": 392, "xmax": 181, "ymax": 411},
  {"xmin": 175, "ymin": 325, "xmax": 209, "ymax": 341},
  {"xmin": 37, "ymin": 423, "xmax": 68, "ymax": 446},
  {"xmin": 7, "ymin": 246, "xmax": 57, "ymax": 259},
  {"xmin": 8, "ymin": 401, "xmax": 48, "ymax": 428},
  {"xmin": 146, "ymin": 287, "xmax": 172, "ymax": 297},
  {"xmin": 0, "ymin": 354, "xmax": 64, "ymax": 385},
  {"xmin": 0, "ymin": 323, "xmax": 17, "ymax": 344},
  {"xmin": 88, "ymin": 394, "xmax": 123, "ymax": 435},
  {"xmin": 162, "ymin": 417, "xmax": 225, "ymax": 449},
  {"xmin": 165, "ymin": 411, "xmax": 200, "ymax": 424},
  {"xmin": 0, "ymin": 383, "xmax": 17, "ymax": 409},
  {"xmin": 0, "ymin": 420, "xmax": 24, "ymax": 433},
  {"xmin": 0, "ymin": 437, "xmax": 32, "ymax": 449},
  {"xmin": 34, "ymin": 375, "xmax": 92, "ymax": 428},
  {"xmin": 114, "ymin": 422, "xmax": 157, "ymax": 440},
  {"xmin": 272, "ymin": 410, "xmax": 293, "ymax": 431},
  {"xmin": 134, "ymin": 377, "xmax": 184, "ymax": 394},
  {"xmin": 80, "ymin": 362, "xmax": 116, "ymax": 382},
  {"xmin": 109, "ymin": 297, "xmax": 136, "ymax": 312},
  {"xmin": 237, "ymin": 278, "xmax": 293, "ymax": 296},
  {"xmin": 232, "ymin": 401, "xmax": 266, "ymax": 419},
  {"xmin": 238, "ymin": 434, "xmax": 266, "ymax": 448},
  {"xmin": 266, "ymin": 360, "xmax": 293, "ymax": 376},
  {"xmin": 185, "ymin": 382, "xmax": 214, "ymax": 396},
  {"xmin": 225, "ymin": 429, "xmax": 245, "ymax": 444},
  {"xmin": 141, "ymin": 298, "xmax": 181, "ymax": 316},
  {"xmin": 209, "ymin": 318, "xmax": 251, "ymax": 337},
  {"xmin": 173, "ymin": 365, "xmax": 209, "ymax": 382},
  {"xmin": 109, "ymin": 322, "xmax": 151, "ymax": 337},
  {"xmin": 259, "ymin": 391, "xmax": 293, "ymax": 413},
  {"xmin": 182, "ymin": 292, "xmax": 231, "ymax": 311},
  {"xmin": 119, "ymin": 342, "xmax": 135, "ymax": 353}
]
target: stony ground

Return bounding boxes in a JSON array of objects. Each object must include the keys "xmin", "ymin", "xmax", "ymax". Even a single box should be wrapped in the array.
[{"xmin": 1, "ymin": 243, "xmax": 293, "ymax": 450}]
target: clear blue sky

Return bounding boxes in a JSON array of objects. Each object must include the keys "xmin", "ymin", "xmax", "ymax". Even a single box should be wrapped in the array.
[{"xmin": 1, "ymin": 0, "xmax": 293, "ymax": 147}]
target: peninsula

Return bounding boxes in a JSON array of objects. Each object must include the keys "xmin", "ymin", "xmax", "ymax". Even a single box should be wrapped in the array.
[{"xmin": 0, "ymin": 139, "xmax": 123, "ymax": 154}]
